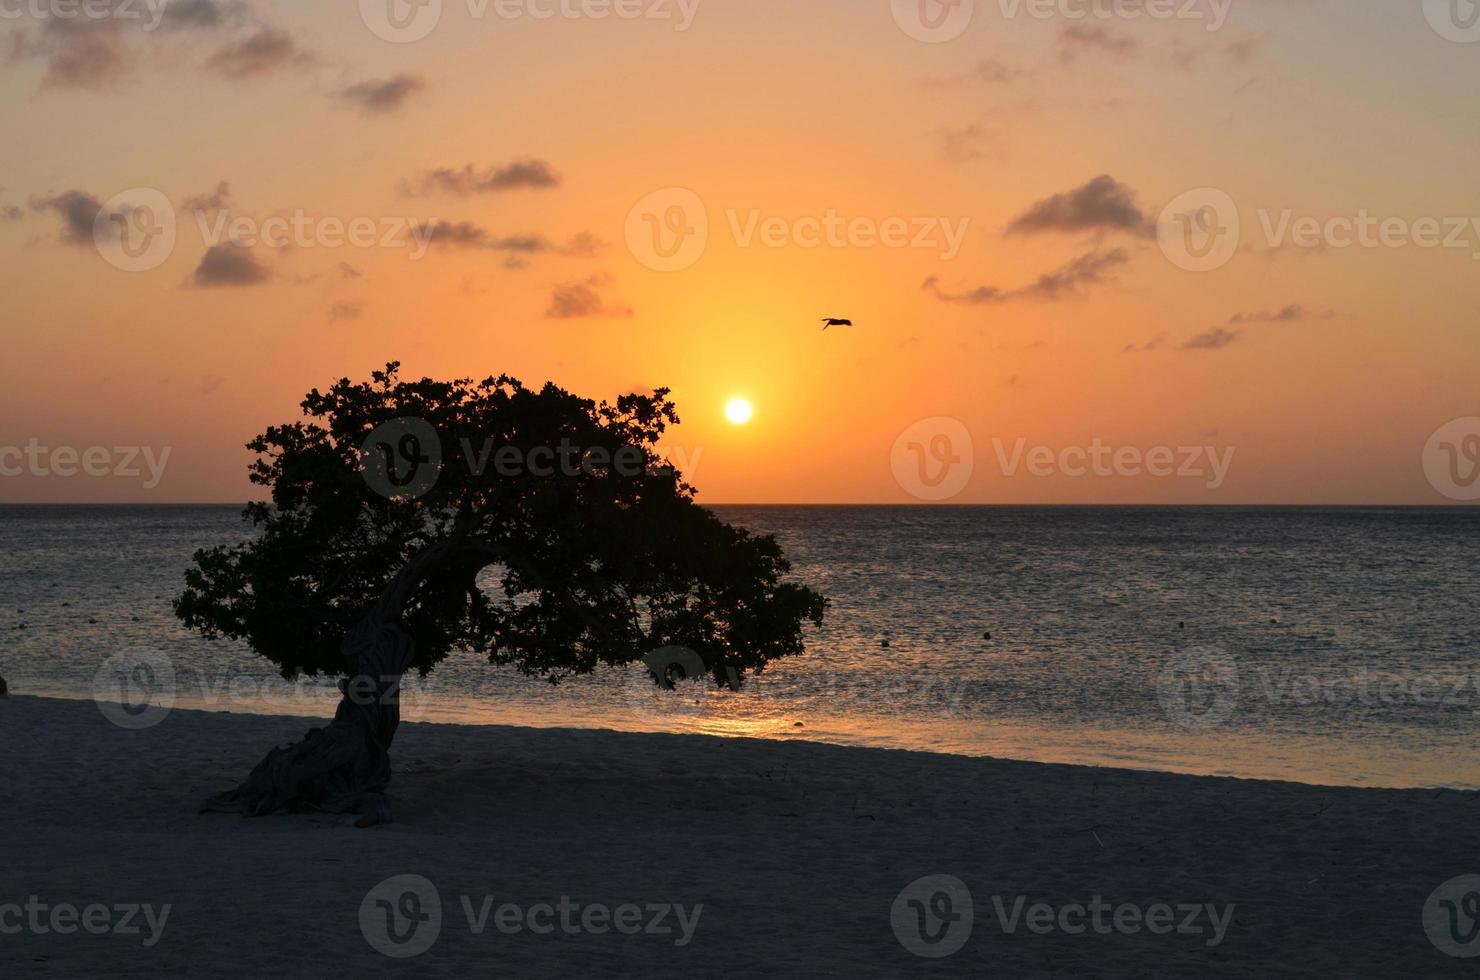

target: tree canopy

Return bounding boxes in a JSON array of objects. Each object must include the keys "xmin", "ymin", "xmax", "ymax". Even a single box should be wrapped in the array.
[{"xmin": 176, "ymin": 362, "xmax": 827, "ymax": 690}]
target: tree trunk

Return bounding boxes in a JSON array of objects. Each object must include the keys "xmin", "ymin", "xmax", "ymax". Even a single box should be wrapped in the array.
[
  {"xmin": 203, "ymin": 534, "xmax": 493, "ymax": 826},
  {"xmin": 201, "ymin": 612, "xmax": 415, "ymax": 826}
]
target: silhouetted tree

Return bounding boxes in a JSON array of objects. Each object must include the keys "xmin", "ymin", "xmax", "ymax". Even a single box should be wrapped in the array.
[{"xmin": 177, "ymin": 363, "xmax": 826, "ymax": 825}]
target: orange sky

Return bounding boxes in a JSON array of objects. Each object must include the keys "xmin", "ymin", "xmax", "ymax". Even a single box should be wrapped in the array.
[{"xmin": 2, "ymin": 0, "xmax": 1478, "ymax": 504}]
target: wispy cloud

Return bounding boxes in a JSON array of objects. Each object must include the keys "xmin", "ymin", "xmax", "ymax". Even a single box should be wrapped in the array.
[
  {"xmin": 338, "ymin": 74, "xmax": 427, "ymax": 115},
  {"xmin": 1182, "ymin": 327, "xmax": 1239, "ymax": 351},
  {"xmin": 1179, "ymin": 303, "xmax": 1337, "ymax": 351},
  {"xmin": 1229, "ymin": 304, "xmax": 1334, "ymax": 325},
  {"xmin": 403, "ymin": 159, "xmax": 562, "ymax": 197},
  {"xmin": 546, "ymin": 274, "xmax": 633, "ymax": 319},
  {"xmin": 181, "ymin": 181, "xmax": 231, "ymax": 213},
  {"xmin": 1123, "ymin": 333, "xmax": 1167, "ymax": 354},
  {"xmin": 1059, "ymin": 25, "xmax": 1138, "ymax": 62},
  {"xmin": 1007, "ymin": 175, "xmax": 1154, "ymax": 239},
  {"xmin": 923, "ymin": 248, "xmax": 1130, "ymax": 305},
  {"xmin": 204, "ymin": 27, "xmax": 314, "ymax": 79},
  {"xmin": 412, "ymin": 221, "xmax": 604, "ymax": 267}
]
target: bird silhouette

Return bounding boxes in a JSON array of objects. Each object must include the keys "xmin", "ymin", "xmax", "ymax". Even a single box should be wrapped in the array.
[{"xmin": 820, "ymin": 318, "xmax": 853, "ymax": 330}]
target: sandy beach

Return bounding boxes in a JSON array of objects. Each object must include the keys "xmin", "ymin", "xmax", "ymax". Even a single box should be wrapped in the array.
[{"xmin": 0, "ymin": 694, "xmax": 1473, "ymax": 977}]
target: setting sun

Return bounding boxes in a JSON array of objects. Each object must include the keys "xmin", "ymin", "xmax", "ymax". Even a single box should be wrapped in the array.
[{"xmin": 725, "ymin": 399, "xmax": 754, "ymax": 425}]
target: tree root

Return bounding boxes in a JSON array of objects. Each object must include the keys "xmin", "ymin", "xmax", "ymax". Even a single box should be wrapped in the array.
[
  {"xmin": 202, "ymin": 711, "xmax": 395, "ymax": 826},
  {"xmin": 203, "ymin": 591, "xmax": 418, "ymax": 827}
]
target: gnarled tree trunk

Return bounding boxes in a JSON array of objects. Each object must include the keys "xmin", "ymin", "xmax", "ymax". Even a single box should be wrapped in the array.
[{"xmin": 203, "ymin": 537, "xmax": 468, "ymax": 827}]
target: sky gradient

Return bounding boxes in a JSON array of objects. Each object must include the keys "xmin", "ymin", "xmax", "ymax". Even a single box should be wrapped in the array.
[{"xmin": 2, "ymin": 0, "xmax": 1478, "ymax": 504}]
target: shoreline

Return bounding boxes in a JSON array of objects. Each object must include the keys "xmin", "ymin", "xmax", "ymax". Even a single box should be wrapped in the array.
[
  {"xmin": 16, "ymin": 686, "xmax": 1477, "ymax": 793},
  {"xmin": 19, "ymin": 685, "xmax": 1476, "ymax": 793},
  {"xmin": 2, "ymin": 695, "xmax": 1474, "ymax": 976}
]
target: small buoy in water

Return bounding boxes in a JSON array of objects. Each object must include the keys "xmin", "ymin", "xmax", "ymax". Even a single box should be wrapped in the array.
[
  {"xmin": 881, "ymin": 638, "xmax": 891, "ymax": 649},
  {"xmin": 0, "ymin": 675, "xmax": 8, "ymax": 697},
  {"xmin": 1179, "ymin": 621, "xmax": 1185, "ymax": 630},
  {"xmin": 793, "ymin": 721, "xmax": 804, "ymax": 728},
  {"xmin": 1270, "ymin": 618, "xmax": 1279, "ymax": 625},
  {"xmin": 88, "ymin": 618, "xmax": 97, "ymax": 624},
  {"xmin": 983, "ymin": 632, "xmax": 992, "ymax": 640}
]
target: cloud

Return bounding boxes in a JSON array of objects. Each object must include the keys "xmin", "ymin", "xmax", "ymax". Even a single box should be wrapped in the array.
[
  {"xmin": 12, "ymin": 18, "xmax": 132, "ymax": 90},
  {"xmin": 198, "ymin": 374, "xmax": 227, "ymax": 395},
  {"xmin": 1181, "ymin": 327, "xmax": 1239, "ymax": 351},
  {"xmin": 413, "ymin": 221, "xmax": 547, "ymax": 252},
  {"xmin": 403, "ymin": 159, "xmax": 562, "ymax": 196},
  {"xmin": 1177, "ymin": 303, "xmax": 1335, "ymax": 351},
  {"xmin": 1122, "ymin": 332, "xmax": 1167, "ymax": 354},
  {"xmin": 1172, "ymin": 33, "xmax": 1269, "ymax": 71},
  {"xmin": 412, "ymin": 222, "xmax": 603, "ymax": 263},
  {"xmin": 1228, "ymin": 304, "xmax": 1333, "ymax": 324},
  {"xmin": 1059, "ymin": 25, "xmax": 1138, "ymax": 61},
  {"xmin": 329, "ymin": 301, "xmax": 362, "ymax": 321},
  {"xmin": 558, "ymin": 231, "xmax": 607, "ymax": 258},
  {"xmin": 7, "ymin": 2, "xmax": 278, "ymax": 89},
  {"xmin": 1007, "ymin": 175, "xmax": 1153, "ymax": 238},
  {"xmin": 204, "ymin": 27, "xmax": 313, "ymax": 78},
  {"xmin": 338, "ymin": 74, "xmax": 426, "ymax": 115},
  {"xmin": 546, "ymin": 275, "xmax": 633, "ymax": 319},
  {"xmin": 1, "ymin": 205, "xmax": 22, "ymax": 222},
  {"xmin": 191, "ymin": 242, "xmax": 270, "ymax": 286},
  {"xmin": 181, "ymin": 181, "xmax": 231, "ymax": 212},
  {"xmin": 159, "ymin": 0, "xmax": 246, "ymax": 31},
  {"xmin": 921, "ymin": 278, "xmax": 1007, "ymax": 306},
  {"xmin": 29, "ymin": 190, "xmax": 103, "ymax": 243},
  {"xmin": 337, "ymin": 261, "xmax": 363, "ymax": 279},
  {"xmin": 1015, "ymin": 248, "xmax": 1131, "ymax": 301},
  {"xmin": 923, "ymin": 248, "xmax": 1130, "ymax": 305}
]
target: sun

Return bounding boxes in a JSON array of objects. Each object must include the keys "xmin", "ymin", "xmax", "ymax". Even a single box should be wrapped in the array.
[{"xmin": 725, "ymin": 398, "xmax": 754, "ymax": 425}]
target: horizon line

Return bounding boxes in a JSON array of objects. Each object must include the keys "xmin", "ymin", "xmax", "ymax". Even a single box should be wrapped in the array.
[{"xmin": 0, "ymin": 501, "xmax": 1474, "ymax": 509}]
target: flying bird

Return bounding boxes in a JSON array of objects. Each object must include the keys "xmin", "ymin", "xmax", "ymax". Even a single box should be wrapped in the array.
[{"xmin": 820, "ymin": 318, "xmax": 853, "ymax": 330}]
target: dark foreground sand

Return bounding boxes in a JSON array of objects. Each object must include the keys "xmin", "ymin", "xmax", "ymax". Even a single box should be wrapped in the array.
[{"xmin": 1, "ymin": 695, "xmax": 1476, "ymax": 977}]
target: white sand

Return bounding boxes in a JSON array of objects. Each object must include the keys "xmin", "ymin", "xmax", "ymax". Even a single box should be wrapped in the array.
[{"xmin": 0, "ymin": 694, "xmax": 1472, "ymax": 977}]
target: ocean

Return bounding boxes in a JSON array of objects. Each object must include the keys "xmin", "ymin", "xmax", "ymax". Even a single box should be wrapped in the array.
[{"xmin": 2, "ymin": 504, "xmax": 1477, "ymax": 788}]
